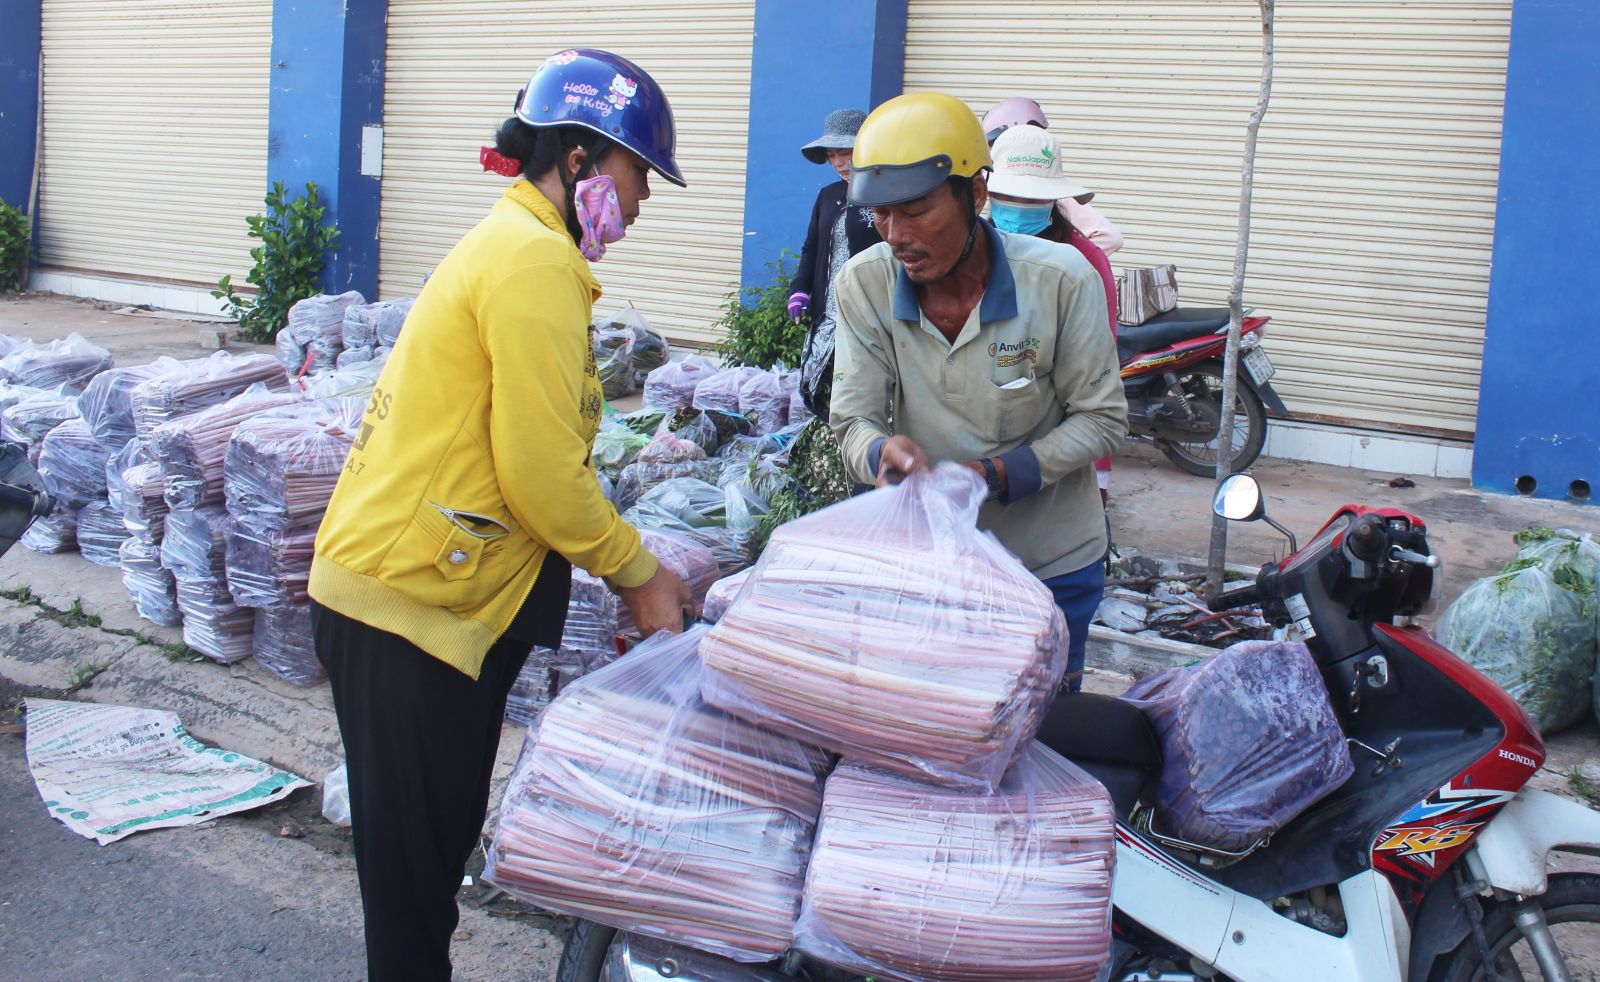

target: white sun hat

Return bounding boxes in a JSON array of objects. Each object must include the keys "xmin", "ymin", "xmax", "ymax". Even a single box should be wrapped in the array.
[{"xmin": 986, "ymin": 125, "xmax": 1095, "ymax": 204}]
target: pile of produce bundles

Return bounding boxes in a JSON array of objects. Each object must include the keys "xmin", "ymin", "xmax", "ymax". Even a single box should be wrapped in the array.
[
  {"xmin": 275, "ymin": 291, "xmax": 366, "ymax": 376},
  {"xmin": 486, "ymin": 626, "xmax": 829, "ymax": 962},
  {"xmin": 700, "ymin": 464, "xmax": 1067, "ymax": 789},
  {"xmin": 642, "ymin": 355, "xmax": 717, "ymax": 411},
  {"xmin": 162, "ymin": 505, "xmax": 256, "ymax": 664},
  {"xmin": 0, "ymin": 333, "xmax": 113, "ymax": 391},
  {"xmin": 129, "ymin": 351, "xmax": 289, "ymax": 453}
]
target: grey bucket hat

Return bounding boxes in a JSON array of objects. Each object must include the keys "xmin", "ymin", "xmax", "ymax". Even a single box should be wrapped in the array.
[{"xmin": 801, "ymin": 108, "xmax": 868, "ymax": 164}]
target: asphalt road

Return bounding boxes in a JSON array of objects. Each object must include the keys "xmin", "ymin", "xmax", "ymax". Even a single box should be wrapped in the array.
[{"xmin": 0, "ymin": 687, "xmax": 564, "ymax": 981}]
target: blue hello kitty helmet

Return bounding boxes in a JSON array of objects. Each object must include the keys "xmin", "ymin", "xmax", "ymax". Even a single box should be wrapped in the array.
[{"xmin": 515, "ymin": 48, "xmax": 686, "ymax": 187}]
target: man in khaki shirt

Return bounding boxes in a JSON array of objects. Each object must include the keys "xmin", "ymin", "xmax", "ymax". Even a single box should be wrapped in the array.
[{"xmin": 829, "ymin": 92, "xmax": 1128, "ymax": 691}]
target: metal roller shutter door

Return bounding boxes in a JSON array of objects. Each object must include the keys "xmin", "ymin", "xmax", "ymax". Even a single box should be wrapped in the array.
[
  {"xmin": 36, "ymin": 0, "xmax": 272, "ymax": 286},
  {"xmin": 380, "ymin": 1, "xmax": 755, "ymax": 346},
  {"xmin": 904, "ymin": 0, "xmax": 1512, "ymax": 437}
]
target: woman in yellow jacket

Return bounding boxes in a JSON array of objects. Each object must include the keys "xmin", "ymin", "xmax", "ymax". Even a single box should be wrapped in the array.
[{"xmin": 308, "ymin": 49, "xmax": 693, "ymax": 980}]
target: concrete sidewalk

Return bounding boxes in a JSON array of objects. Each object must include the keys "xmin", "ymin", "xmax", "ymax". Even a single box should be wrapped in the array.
[{"xmin": 0, "ymin": 288, "xmax": 1596, "ymax": 787}]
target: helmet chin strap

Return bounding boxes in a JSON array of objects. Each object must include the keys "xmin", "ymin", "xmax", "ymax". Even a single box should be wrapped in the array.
[{"xmin": 937, "ymin": 179, "xmax": 982, "ymax": 281}]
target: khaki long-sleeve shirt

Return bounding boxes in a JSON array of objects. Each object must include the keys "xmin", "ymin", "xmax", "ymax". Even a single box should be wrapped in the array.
[{"xmin": 829, "ymin": 223, "xmax": 1128, "ymax": 579}]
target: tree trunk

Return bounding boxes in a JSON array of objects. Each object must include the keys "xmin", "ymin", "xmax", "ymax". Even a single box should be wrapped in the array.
[{"xmin": 1206, "ymin": 0, "xmax": 1276, "ymax": 599}]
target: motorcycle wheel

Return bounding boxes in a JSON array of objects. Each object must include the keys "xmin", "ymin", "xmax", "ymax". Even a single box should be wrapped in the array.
[
  {"xmin": 1152, "ymin": 362, "xmax": 1268, "ymax": 478},
  {"xmin": 556, "ymin": 919, "xmax": 616, "ymax": 982},
  {"xmin": 1431, "ymin": 872, "xmax": 1600, "ymax": 980}
]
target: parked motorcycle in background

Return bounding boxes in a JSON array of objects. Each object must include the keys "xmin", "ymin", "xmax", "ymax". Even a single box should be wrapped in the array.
[
  {"xmin": 0, "ymin": 440, "xmax": 53, "ymax": 557},
  {"xmin": 1119, "ymin": 307, "xmax": 1287, "ymax": 476}
]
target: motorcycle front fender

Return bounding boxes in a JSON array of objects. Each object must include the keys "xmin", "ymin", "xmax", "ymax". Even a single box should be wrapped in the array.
[
  {"xmin": 604, "ymin": 933, "xmax": 793, "ymax": 982},
  {"xmin": 1247, "ymin": 377, "xmax": 1290, "ymax": 417},
  {"xmin": 1472, "ymin": 788, "xmax": 1600, "ymax": 896}
]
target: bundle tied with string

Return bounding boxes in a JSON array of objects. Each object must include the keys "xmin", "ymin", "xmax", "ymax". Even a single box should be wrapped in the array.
[
  {"xmin": 276, "ymin": 291, "xmax": 366, "ymax": 376},
  {"xmin": 796, "ymin": 744, "xmax": 1116, "ymax": 982},
  {"xmin": 129, "ymin": 351, "xmax": 291, "ymax": 454},
  {"xmin": 486, "ymin": 626, "xmax": 830, "ymax": 963},
  {"xmin": 700, "ymin": 464, "xmax": 1067, "ymax": 790}
]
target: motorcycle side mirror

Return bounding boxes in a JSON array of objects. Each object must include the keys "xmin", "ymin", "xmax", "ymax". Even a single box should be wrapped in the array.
[{"xmin": 1213, "ymin": 474, "xmax": 1266, "ymax": 522}]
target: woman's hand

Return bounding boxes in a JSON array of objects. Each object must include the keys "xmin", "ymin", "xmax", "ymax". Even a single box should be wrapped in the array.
[
  {"xmin": 615, "ymin": 563, "xmax": 695, "ymax": 637},
  {"xmin": 787, "ymin": 292, "xmax": 810, "ymax": 323},
  {"xmin": 875, "ymin": 435, "xmax": 930, "ymax": 487}
]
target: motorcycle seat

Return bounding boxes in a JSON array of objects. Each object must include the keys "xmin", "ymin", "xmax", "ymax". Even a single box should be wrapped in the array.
[
  {"xmin": 1118, "ymin": 307, "xmax": 1232, "ymax": 361},
  {"xmin": 1035, "ymin": 691, "xmax": 1163, "ymax": 815}
]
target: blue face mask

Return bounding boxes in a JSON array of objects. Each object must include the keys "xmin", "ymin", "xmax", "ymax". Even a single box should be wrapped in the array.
[{"xmin": 989, "ymin": 200, "xmax": 1055, "ymax": 236}]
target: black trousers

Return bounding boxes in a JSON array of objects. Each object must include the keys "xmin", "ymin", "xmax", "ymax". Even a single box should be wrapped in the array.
[{"xmin": 312, "ymin": 602, "xmax": 531, "ymax": 981}]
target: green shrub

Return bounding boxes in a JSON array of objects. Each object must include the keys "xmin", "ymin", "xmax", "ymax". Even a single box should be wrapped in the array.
[
  {"xmin": 0, "ymin": 200, "xmax": 30, "ymax": 293},
  {"xmin": 715, "ymin": 253, "xmax": 806, "ymax": 369},
  {"xmin": 213, "ymin": 181, "xmax": 340, "ymax": 343}
]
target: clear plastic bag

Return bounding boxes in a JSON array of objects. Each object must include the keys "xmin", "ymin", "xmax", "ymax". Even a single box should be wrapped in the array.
[
  {"xmin": 37, "ymin": 419, "xmax": 111, "ymax": 510},
  {"xmin": 1439, "ymin": 563, "xmax": 1597, "ymax": 733},
  {"xmin": 1123, "ymin": 640, "xmax": 1355, "ymax": 851},
  {"xmin": 104, "ymin": 438, "xmax": 146, "ymax": 514},
  {"xmin": 637, "ymin": 430, "xmax": 708, "ymax": 466},
  {"xmin": 612, "ymin": 460, "xmax": 720, "ymax": 514},
  {"xmin": 700, "ymin": 464, "xmax": 1068, "ymax": 789},
  {"xmin": 724, "ymin": 480, "xmax": 771, "ymax": 569},
  {"xmin": 661, "ymin": 407, "xmax": 722, "ymax": 457},
  {"xmin": 161, "ymin": 505, "xmax": 231, "ymax": 581},
  {"xmin": 335, "ymin": 346, "xmax": 374, "ymax": 369},
  {"xmin": 282, "ymin": 291, "xmax": 366, "ymax": 375},
  {"xmin": 643, "ymin": 355, "xmax": 717, "ymax": 410},
  {"xmin": 118, "ymin": 536, "xmax": 182, "ymax": 626},
  {"xmin": 298, "ymin": 348, "xmax": 390, "ymax": 400},
  {"xmin": 693, "ymin": 367, "xmax": 761, "ymax": 415},
  {"xmin": 485, "ymin": 626, "xmax": 829, "ymax": 963},
  {"xmin": 592, "ymin": 422, "xmax": 652, "ymax": 480},
  {"xmin": 1515, "ymin": 528, "xmax": 1600, "ymax": 586},
  {"xmin": 3, "ymin": 386, "xmax": 81, "ymax": 451},
  {"xmin": 702, "ymin": 569, "xmax": 752, "ymax": 624},
  {"xmin": 76, "ymin": 500, "xmax": 130, "ymax": 568},
  {"xmin": 77, "ymin": 357, "xmax": 184, "ymax": 448},
  {"xmin": 321, "ymin": 763, "xmax": 352, "ymax": 827},
  {"xmin": 174, "ymin": 575, "xmax": 257, "ymax": 664},
  {"xmin": 253, "ymin": 602, "xmax": 324, "ymax": 686},
  {"xmin": 623, "ymin": 478, "xmax": 742, "ymax": 574},
  {"xmin": 341, "ymin": 297, "xmax": 414, "ymax": 351},
  {"xmin": 129, "ymin": 351, "xmax": 291, "ymax": 453},
  {"xmin": 224, "ymin": 399, "xmax": 364, "ymax": 533},
  {"xmin": 782, "ymin": 369, "xmax": 812, "ymax": 426},
  {"xmin": 614, "ymin": 529, "xmax": 719, "ymax": 638},
  {"xmin": 152, "ymin": 386, "xmax": 303, "ymax": 510},
  {"xmin": 225, "ymin": 519, "xmax": 316, "ymax": 608},
  {"xmin": 558, "ymin": 571, "xmax": 622, "ymax": 674},
  {"xmin": 20, "ymin": 509, "xmax": 77, "ymax": 554},
  {"xmin": 0, "ymin": 333, "xmax": 113, "ymax": 392},
  {"xmin": 0, "ymin": 380, "xmax": 47, "ymax": 436},
  {"xmin": 594, "ymin": 324, "xmax": 636, "ymax": 399},
  {"xmin": 738, "ymin": 369, "xmax": 787, "ymax": 435},
  {"xmin": 120, "ymin": 461, "xmax": 169, "ymax": 543},
  {"xmin": 796, "ymin": 743, "xmax": 1116, "ymax": 982},
  {"xmin": 599, "ymin": 305, "xmax": 670, "ymax": 389}
]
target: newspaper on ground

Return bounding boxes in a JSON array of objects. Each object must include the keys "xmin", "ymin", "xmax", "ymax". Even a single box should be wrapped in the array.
[{"xmin": 23, "ymin": 698, "xmax": 310, "ymax": 844}]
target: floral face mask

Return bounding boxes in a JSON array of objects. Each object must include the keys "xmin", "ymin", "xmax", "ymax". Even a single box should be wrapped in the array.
[{"xmin": 573, "ymin": 174, "xmax": 627, "ymax": 261}]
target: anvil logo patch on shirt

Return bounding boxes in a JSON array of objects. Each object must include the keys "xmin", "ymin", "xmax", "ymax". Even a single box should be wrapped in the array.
[{"xmin": 989, "ymin": 337, "xmax": 1041, "ymax": 368}]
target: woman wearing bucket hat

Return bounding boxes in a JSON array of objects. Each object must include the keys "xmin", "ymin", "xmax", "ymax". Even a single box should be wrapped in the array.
[
  {"xmin": 981, "ymin": 96, "xmax": 1125, "ymax": 256},
  {"xmin": 308, "ymin": 48, "xmax": 693, "ymax": 980},
  {"xmin": 989, "ymin": 124, "xmax": 1120, "ymax": 506},
  {"xmin": 787, "ymin": 108, "xmax": 883, "ymax": 417}
]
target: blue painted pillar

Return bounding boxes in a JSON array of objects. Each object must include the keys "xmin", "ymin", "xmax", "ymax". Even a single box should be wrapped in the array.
[
  {"xmin": 739, "ymin": 0, "xmax": 907, "ymax": 290},
  {"xmin": 267, "ymin": 0, "xmax": 387, "ymax": 299},
  {"xmin": 1474, "ymin": 0, "xmax": 1600, "ymax": 504},
  {"xmin": 0, "ymin": 1, "xmax": 42, "ymax": 221}
]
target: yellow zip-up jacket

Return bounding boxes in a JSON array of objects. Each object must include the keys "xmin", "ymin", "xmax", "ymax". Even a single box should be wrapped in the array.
[{"xmin": 308, "ymin": 181, "xmax": 658, "ymax": 679}]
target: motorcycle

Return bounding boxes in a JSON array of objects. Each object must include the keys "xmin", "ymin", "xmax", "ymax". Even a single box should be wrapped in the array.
[
  {"xmin": 0, "ymin": 440, "xmax": 52, "ymax": 557},
  {"xmin": 1119, "ymin": 307, "xmax": 1288, "ymax": 477},
  {"xmin": 559, "ymin": 476, "xmax": 1600, "ymax": 981}
]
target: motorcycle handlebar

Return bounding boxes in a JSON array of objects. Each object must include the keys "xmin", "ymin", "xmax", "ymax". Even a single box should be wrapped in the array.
[{"xmin": 1210, "ymin": 583, "xmax": 1262, "ymax": 611}]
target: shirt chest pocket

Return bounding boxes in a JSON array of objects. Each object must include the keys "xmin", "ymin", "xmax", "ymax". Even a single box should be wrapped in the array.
[{"xmin": 980, "ymin": 373, "xmax": 1052, "ymax": 443}]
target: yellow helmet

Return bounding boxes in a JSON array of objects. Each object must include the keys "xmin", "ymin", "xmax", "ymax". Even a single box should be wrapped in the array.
[{"xmin": 849, "ymin": 92, "xmax": 992, "ymax": 208}]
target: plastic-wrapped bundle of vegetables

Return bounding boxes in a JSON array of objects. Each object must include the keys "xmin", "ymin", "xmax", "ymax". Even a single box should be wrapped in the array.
[
  {"xmin": 796, "ymin": 744, "xmax": 1116, "ymax": 982},
  {"xmin": 276, "ymin": 291, "xmax": 365, "ymax": 376},
  {"xmin": 21, "ymin": 508, "xmax": 78, "ymax": 554},
  {"xmin": 613, "ymin": 529, "xmax": 719, "ymax": 639},
  {"xmin": 1515, "ymin": 527, "xmax": 1600, "ymax": 586},
  {"xmin": 77, "ymin": 357, "xmax": 184, "ymax": 448},
  {"xmin": 1123, "ymin": 640, "xmax": 1354, "ymax": 851},
  {"xmin": 224, "ymin": 520, "xmax": 316, "ymax": 608},
  {"xmin": 340, "ymin": 297, "xmax": 414, "ymax": 353},
  {"xmin": 37, "ymin": 419, "xmax": 112, "ymax": 510},
  {"xmin": 594, "ymin": 323, "xmax": 636, "ymax": 399},
  {"xmin": 661, "ymin": 408, "xmax": 722, "ymax": 457},
  {"xmin": 129, "ymin": 352, "xmax": 291, "ymax": 454},
  {"xmin": 693, "ymin": 367, "xmax": 761, "ymax": 415},
  {"xmin": 592, "ymin": 423, "xmax": 650, "ymax": 481},
  {"xmin": 702, "ymin": 569, "xmax": 751, "ymax": 623},
  {"xmin": 151, "ymin": 386, "xmax": 301, "ymax": 509},
  {"xmin": 162, "ymin": 506, "xmax": 256, "ymax": 663},
  {"xmin": 76, "ymin": 500, "xmax": 131, "ymax": 568},
  {"xmin": 485, "ymin": 626, "xmax": 829, "ymax": 962},
  {"xmin": 1438, "ymin": 561, "xmax": 1597, "ymax": 733},
  {"xmin": 118, "ymin": 536, "xmax": 181, "ymax": 627},
  {"xmin": 121, "ymin": 461, "xmax": 169, "ymax": 543},
  {"xmin": 738, "ymin": 369, "xmax": 787, "ymax": 434},
  {"xmin": 3, "ymin": 386, "xmax": 81, "ymax": 456},
  {"xmin": 643, "ymin": 355, "xmax": 717, "ymax": 410},
  {"xmin": 622, "ymin": 478, "xmax": 742, "ymax": 574},
  {"xmin": 0, "ymin": 333, "xmax": 113, "ymax": 391},
  {"xmin": 701, "ymin": 465, "xmax": 1067, "ymax": 789},
  {"xmin": 596, "ymin": 305, "xmax": 669, "ymax": 390},
  {"xmin": 252, "ymin": 603, "xmax": 324, "ymax": 687},
  {"xmin": 223, "ymin": 399, "xmax": 363, "ymax": 532},
  {"xmin": 637, "ymin": 430, "xmax": 706, "ymax": 466},
  {"xmin": 724, "ymin": 481, "xmax": 771, "ymax": 569}
]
